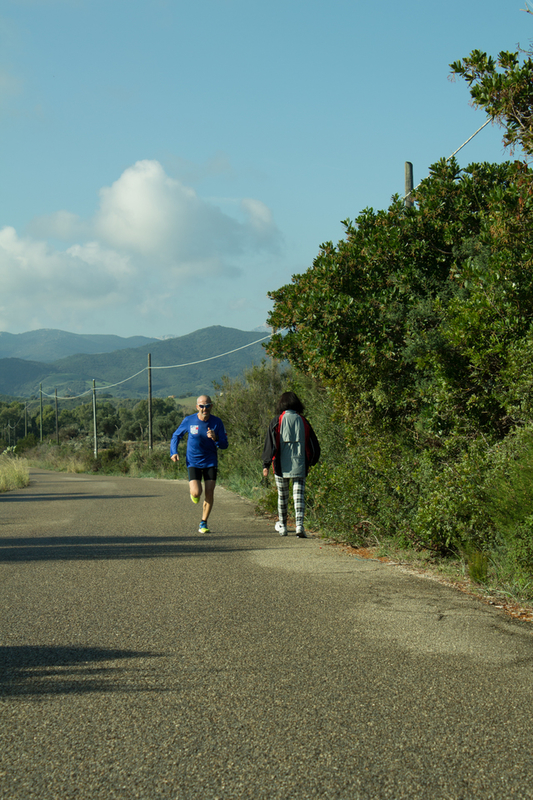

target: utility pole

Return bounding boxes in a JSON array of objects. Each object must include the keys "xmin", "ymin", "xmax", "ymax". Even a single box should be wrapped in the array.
[
  {"xmin": 55, "ymin": 389, "xmax": 59, "ymax": 445},
  {"xmin": 39, "ymin": 384, "xmax": 43, "ymax": 443},
  {"xmin": 405, "ymin": 161, "xmax": 414, "ymax": 208},
  {"xmin": 93, "ymin": 380, "xmax": 98, "ymax": 459},
  {"xmin": 147, "ymin": 353, "xmax": 153, "ymax": 451}
]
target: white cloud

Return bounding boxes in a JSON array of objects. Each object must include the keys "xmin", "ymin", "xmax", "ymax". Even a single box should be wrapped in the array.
[
  {"xmin": 0, "ymin": 226, "xmax": 136, "ymax": 330},
  {"xmin": 93, "ymin": 159, "xmax": 281, "ymax": 267},
  {"xmin": 0, "ymin": 226, "xmax": 131, "ymax": 296},
  {"xmin": 241, "ymin": 198, "xmax": 277, "ymax": 238},
  {"xmin": 95, "ymin": 160, "xmax": 187, "ymax": 257},
  {"xmin": 29, "ymin": 159, "xmax": 281, "ymax": 272},
  {"xmin": 66, "ymin": 241, "xmax": 134, "ymax": 279},
  {"xmin": 0, "ymin": 160, "xmax": 283, "ymax": 334}
]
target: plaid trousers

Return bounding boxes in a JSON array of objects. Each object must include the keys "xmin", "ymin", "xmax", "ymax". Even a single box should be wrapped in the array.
[{"xmin": 275, "ymin": 476, "xmax": 306, "ymax": 528}]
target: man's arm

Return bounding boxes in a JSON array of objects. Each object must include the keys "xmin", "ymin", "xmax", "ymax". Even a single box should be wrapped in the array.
[
  {"xmin": 213, "ymin": 419, "xmax": 228, "ymax": 450},
  {"xmin": 170, "ymin": 418, "xmax": 188, "ymax": 459}
]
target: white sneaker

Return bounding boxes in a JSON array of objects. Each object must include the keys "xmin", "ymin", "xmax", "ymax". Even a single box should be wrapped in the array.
[
  {"xmin": 275, "ymin": 521, "xmax": 287, "ymax": 536},
  {"xmin": 296, "ymin": 527, "xmax": 307, "ymax": 538}
]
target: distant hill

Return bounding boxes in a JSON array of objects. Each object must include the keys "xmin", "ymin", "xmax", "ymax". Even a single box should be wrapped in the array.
[
  {"xmin": 0, "ymin": 326, "xmax": 272, "ymax": 399},
  {"xmin": 0, "ymin": 358, "xmax": 64, "ymax": 398},
  {"xmin": 0, "ymin": 329, "xmax": 158, "ymax": 362}
]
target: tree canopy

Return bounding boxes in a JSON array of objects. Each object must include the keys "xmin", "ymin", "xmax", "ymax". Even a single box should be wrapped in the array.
[
  {"xmin": 266, "ymin": 157, "xmax": 533, "ymax": 443},
  {"xmin": 265, "ymin": 25, "xmax": 533, "ymax": 447},
  {"xmin": 450, "ymin": 44, "xmax": 533, "ymax": 157}
]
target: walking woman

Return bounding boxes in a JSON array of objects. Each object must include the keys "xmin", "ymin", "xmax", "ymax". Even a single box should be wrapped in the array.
[{"xmin": 262, "ymin": 391, "xmax": 320, "ymax": 538}]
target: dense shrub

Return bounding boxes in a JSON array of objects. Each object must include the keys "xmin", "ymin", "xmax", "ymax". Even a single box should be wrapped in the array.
[
  {"xmin": 14, "ymin": 433, "xmax": 38, "ymax": 454},
  {"xmin": 128, "ymin": 444, "xmax": 174, "ymax": 477}
]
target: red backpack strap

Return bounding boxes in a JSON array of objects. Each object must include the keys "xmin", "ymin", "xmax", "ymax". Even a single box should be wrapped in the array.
[{"xmin": 274, "ymin": 411, "xmax": 286, "ymax": 465}]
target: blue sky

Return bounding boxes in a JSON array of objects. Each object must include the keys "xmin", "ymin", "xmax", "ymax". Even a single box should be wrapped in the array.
[{"xmin": 0, "ymin": 0, "xmax": 529, "ymax": 338}]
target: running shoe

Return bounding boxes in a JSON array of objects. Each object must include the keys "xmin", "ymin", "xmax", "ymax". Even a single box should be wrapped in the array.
[
  {"xmin": 199, "ymin": 520, "xmax": 210, "ymax": 533},
  {"xmin": 275, "ymin": 521, "xmax": 287, "ymax": 536},
  {"xmin": 191, "ymin": 495, "xmax": 199, "ymax": 504},
  {"xmin": 296, "ymin": 527, "xmax": 308, "ymax": 538}
]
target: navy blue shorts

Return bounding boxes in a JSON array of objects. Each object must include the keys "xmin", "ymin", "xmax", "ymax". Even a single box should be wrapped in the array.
[{"xmin": 188, "ymin": 466, "xmax": 218, "ymax": 482}]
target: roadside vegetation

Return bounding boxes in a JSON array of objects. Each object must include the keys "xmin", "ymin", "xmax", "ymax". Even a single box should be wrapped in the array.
[
  {"xmin": 3, "ymin": 358, "xmax": 533, "ymax": 604},
  {"xmin": 0, "ymin": 449, "xmax": 30, "ymax": 492},
  {"xmin": 3, "ymin": 35, "xmax": 533, "ymax": 605},
  {"xmin": 262, "ymin": 40, "xmax": 533, "ymax": 603}
]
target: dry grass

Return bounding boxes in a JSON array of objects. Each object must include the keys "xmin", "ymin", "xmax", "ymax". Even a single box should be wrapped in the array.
[
  {"xmin": 27, "ymin": 449, "xmax": 87, "ymax": 474},
  {"xmin": 0, "ymin": 454, "xmax": 30, "ymax": 492}
]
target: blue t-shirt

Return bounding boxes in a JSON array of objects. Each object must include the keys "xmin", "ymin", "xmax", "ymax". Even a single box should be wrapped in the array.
[{"xmin": 170, "ymin": 413, "xmax": 228, "ymax": 468}]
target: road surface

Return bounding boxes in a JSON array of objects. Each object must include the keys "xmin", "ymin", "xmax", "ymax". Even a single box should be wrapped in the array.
[{"xmin": 1, "ymin": 469, "xmax": 533, "ymax": 799}]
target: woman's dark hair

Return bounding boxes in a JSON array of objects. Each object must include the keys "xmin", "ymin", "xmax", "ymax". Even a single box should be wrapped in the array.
[{"xmin": 276, "ymin": 391, "xmax": 304, "ymax": 416}]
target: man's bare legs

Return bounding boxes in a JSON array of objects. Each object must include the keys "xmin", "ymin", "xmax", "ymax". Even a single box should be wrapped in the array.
[
  {"xmin": 189, "ymin": 479, "xmax": 202, "ymax": 503},
  {"xmin": 189, "ymin": 479, "xmax": 216, "ymax": 523}
]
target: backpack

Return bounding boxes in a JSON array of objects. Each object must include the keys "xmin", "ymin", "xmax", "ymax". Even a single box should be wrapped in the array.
[{"xmin": 275, "ymin": 411, "xmax": 320, "ymax": 471}]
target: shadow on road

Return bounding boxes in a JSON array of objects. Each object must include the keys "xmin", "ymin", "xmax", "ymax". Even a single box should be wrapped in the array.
[
  {"xmin": 0, "ymin": 645, "xmax": 163, "ymax": 698},
  {"xmin": 0, "ymin": 493, "xmax": 157, "ymax": 503},
  {"xmin": 0, "ymin": 534, "xmax": 253, "ymax": 563}
]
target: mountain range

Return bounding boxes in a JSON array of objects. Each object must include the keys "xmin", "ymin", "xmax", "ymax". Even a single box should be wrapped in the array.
[
  {"xmin": 0, "ymin": 329, "xmax": 159, "ymax": 362},
  {"xmin": 0, "ymin": 327, "xmax": 272, "ymax": 399}
]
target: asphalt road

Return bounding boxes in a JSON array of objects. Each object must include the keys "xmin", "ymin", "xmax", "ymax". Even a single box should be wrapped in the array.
[{"xmin": 1, "ymin": 468, "xmax": 533, "ymax": 800}]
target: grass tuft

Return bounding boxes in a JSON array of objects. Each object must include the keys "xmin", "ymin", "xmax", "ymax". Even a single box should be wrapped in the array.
[{"xmin": 0, "ymin": 454, "xmax": 30, "ymax": 492}]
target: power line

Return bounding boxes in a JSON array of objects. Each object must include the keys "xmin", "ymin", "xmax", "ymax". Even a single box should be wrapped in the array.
[
  {"xmin": 151, "ymin": 335, "xmax": 272, "ymax": 370},
  {"xmin": 446, "ymin": 118, "xmax": 492, "ymax": 161},
  {"xmin": 38, "ymin": 333, "xmax": 272, "ymax": 401},
  {"xmin": 402, "ymin": 117, "xmax": 492, "ymax": 202}
]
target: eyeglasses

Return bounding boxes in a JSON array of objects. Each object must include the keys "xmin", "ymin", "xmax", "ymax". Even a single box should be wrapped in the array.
[{"xmin": 198, "ymin": 404, "xmax": 212, "ymax": 409}]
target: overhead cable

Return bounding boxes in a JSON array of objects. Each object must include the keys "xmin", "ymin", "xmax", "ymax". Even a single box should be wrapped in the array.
[
  {"xmin": 38, "ymin": 333, "xmax": 272, "ymax": 400},
  {"xmin": 403, "ymin": 117, "xmax": 493, "ymax": 201}
]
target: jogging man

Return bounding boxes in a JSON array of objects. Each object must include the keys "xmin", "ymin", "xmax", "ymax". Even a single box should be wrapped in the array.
[{"xmin": 170, "ymin": 395, "xmax": 228, "ymax": 533}]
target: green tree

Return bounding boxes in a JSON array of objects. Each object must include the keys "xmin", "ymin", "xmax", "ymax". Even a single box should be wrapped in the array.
[
  {"xmin": 0, "ymin": 402, "xmax": 25, "ymax": 443},
  {"xmin": 37, "ymin": 405, "xmax": 56, "ymax": 437},
  {"xmin": 58, "ymin": 408, "xmax": 78, "ymax": 428},
  {"xmin": 262, "ymin": 26, "xmax": 533, "ymax": 565},
  {"xmin": 450, "ymin": 46, "xmax": 533, "ymax": 156},
  {"xmin": 266, "ymin": 158, "xmax": 533, "ymax": 441},
  {"xmin": 117, "ymin": 406, "xmax": 138, "ymax": 440},
  {"xmin": 151, "ymin": 398, "xmax": 182, "ymax": 441},
  {"xmin": 98, "ymin": 402, "xmax": 120, "ymax": 437}
]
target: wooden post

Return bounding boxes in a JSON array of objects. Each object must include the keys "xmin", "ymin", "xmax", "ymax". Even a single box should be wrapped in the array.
[
  {"xmin": 55, "ymin": 389, "xmax": 59, "ymax": 445},
  {"xmin": 148, "ymin": 353, "xmax": 153, "ymax": 450},
  {"xmin": 93, "ymin": 380, "xmax": 98, "ymax": 459},
  {"xmin": 405, "ymin": 161, "xmax": 414, "ymax": 208}
]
